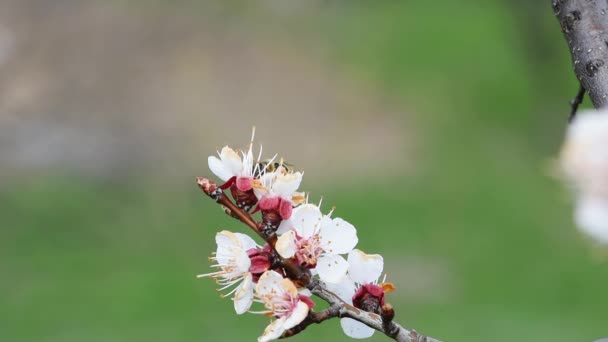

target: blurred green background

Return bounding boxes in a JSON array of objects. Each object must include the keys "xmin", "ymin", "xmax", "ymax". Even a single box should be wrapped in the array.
[{"xmin": 2, "ymin": 1, "xmax": 607, "ymax": 341}]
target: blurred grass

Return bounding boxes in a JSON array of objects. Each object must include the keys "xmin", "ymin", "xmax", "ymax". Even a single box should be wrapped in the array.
[{"xmin": 3, "ymin": 1, "xmax": 608, "ymax": 342}]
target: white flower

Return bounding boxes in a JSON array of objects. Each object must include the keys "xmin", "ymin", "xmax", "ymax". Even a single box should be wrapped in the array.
[
  {"xmin": 254, "ymin": 167, "xmax": 304, "ymax": 219},
  {"xmin": 325, "ymin": 249, "xmax": 385, "ymax": 339},
  {"xmin": 208, "ymin": 129, "xmax": 261, "ymax": 191},
  {"xmin": 275, "ymin": 203, "xmax": 358, "ymax": 283},
  {"xmin": 197, "ymin": 230, "xmax": 258, "ymax": 314},
  {"xmin": 561, "ymin": 110, "xmax": 608, "ymax": 243},
  {"xmin": 561, "ymin": 110, "xmax": 608, "ymax": 196},
  {"xmin": 255, "ymin": 270, "xmax": 312, "ymax": 342}
]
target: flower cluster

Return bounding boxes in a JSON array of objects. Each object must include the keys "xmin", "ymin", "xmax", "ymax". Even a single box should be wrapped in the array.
[
  {"xmin": 560, "ymin": 110, "xmax": 608, "ymax": 243},
  {"xmin": 197, "ymin": 133, "xmax": 395, "ymax": 341}
]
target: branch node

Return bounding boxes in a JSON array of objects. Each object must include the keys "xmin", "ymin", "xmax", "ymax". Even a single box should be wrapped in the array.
[
  {"xmin": 196, "ymin": 177, "xmax": 224, "ymax": 201},
  {"xmin": 381, "ymin": 303, "xmax": 400, "ymax": 338},
  {"xmin": 569, "ymin": 83, "xmax": 585, "ymax": 123}
]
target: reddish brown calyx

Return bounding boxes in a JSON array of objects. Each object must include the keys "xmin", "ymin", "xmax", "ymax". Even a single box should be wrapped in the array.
[
  {"xmin": 247, "ymin": 246, "xmax": 273, "ymax": 282},
  {"xmin": 218, "ymin": 176, "xmax": 237, "ymax": 190},
  {"xmin": 257, "ymin": 196, "xmax": 293, "ymax": 220},
  {"xmin": 229, "ymin": 185, "xmax": 258, "ymax": 212},
  {"xmin": 298, "ymin": 294, "xmax": 316, "ymax": 309},
  {"xmin": 254, "ymin": 208, "xmax": 282, "ymax": 237},
  {"xmin": 352, "ymin": 283, "xmax": 394, "ymax": 314}
]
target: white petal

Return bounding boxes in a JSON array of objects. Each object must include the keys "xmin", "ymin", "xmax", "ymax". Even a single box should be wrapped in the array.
[
  {"xmin": 253, "ymin": 171, "xmax": 275, "ymax": 199},
  {"xmin": 324, "ymin": 277, "xmax": 356, "ymax": 304},
  {"xmin": 215, "ymin": 230, "xmax": 239, "ymax": 248},
  {"xmin": 347, "ymin": 250, "xmax": 383, "ymax": 284},
  {"xmin": 298, "ymin": 288, "xmax": 313, "ymax": 297},
  {"xmin": 215, "ymin": 231, "xmax": 241, "ymax": 265},
  {"xmin": 235, "ymin": 249, "xmax": 252, "ymax": 274},
  {"xmin": 271, "ymin": 172, "xmax": 302, "ymax": 198},
  {"xmin": 340, "ymin": 318, "xmax": 375, "ymax": 339},
  {"xmin": 576, "ymin": 196, "xmax": 608, "ymax": 243},
  {"xmin": 208, "ymin": 155, "xmax": 232, "ymax": 181},
  {"xmin": 259, "ymin": 170, "xmax": 277, "ymax": 186},
  {"xmin": 283, "ymin": 301, "xmax": 309, "ymax": 329},
  {"xmin": 276, "ymin": 217, "xmax": 295, "ymax": 235},
  {"xmin": 253, "ymin": 186, "xmax": 269, "ymax": 200},
  {"xmin": 258, "ymin": 317, "xmax": 287, "ymax": 342},
  {"xmin": 319, "ymin": 217, "xmax": 358, "ymax": 255},
  {"xmin": 255, "ymin": 270, "xmax": 284, "ymax": 298},
  {"xmin": 214, "ymin": 231, "xmax": 251, "ymax": 273},
  {"xmin": 275, "ymin": 230, "xmax": 297, "ymax": 258},
  {"xmin": 290, "ymin": 204, "xmax": 322, "ymax": 239},
  {"xmin": 280, "ymin": 277, "xmax": 299, "ymax": 298},
  {"xmin": 219, "ymin": 146, "xmax": 244, "ymax": 176},
  {"xmin": 234, "ymin": 232, "xmax": 258, "ymax": 251},
  {"xmin": 233, "ymin": 273, "xmax": 254, "ymax": 314},
  {"xmin": 316, "ymin": 254, "xmax": 349, "ymax": 284}
]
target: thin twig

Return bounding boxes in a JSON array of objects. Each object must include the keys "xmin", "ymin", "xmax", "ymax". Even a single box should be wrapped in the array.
[{"xmin": 568, "ymin": 83, "xmax": 585, "ymax": 122}]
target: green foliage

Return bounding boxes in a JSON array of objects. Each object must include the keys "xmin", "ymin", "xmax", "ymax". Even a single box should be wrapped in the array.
[{"xmin": 3, "ymin": 2, "xmax": 607, "ymax": 342}]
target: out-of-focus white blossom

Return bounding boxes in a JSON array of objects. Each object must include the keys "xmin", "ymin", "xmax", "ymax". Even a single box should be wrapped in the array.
[
  {"xmin": 275, "ymin": 203, "xmax": 358, "ymax": 283},
  {"xmin": 197, "ymin": 230, "xmax": 258, "ymax": 314},
  {"xmin": 561, "ymin": 110, "xmax": 608, "ymax": 243},
  {"xmin": 575, "ymin": 196, "xmax": 608, "ymax": 244},
  {"xmin": 254, "ymin": 270, "xmax": 314, "ymax": 342}
]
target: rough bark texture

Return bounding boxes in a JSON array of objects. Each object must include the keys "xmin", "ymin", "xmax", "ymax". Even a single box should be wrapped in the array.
[{"xmin": 553, "ymin": 0, "xmax": 608, "ymax": 108}]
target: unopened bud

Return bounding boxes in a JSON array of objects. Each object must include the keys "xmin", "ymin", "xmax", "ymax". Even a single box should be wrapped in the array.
[
  {"xmin": 381, "ymin": 303, "xmax": 395, "ymax": 322},
  {"xmin": 196, "ymin": 177, "xmax": 223, "ymax": 200}
]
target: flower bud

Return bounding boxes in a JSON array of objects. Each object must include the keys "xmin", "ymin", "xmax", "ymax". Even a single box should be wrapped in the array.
[{"xmin": 352, "ymin": 284, "xmax": 385, "ymax": 314}]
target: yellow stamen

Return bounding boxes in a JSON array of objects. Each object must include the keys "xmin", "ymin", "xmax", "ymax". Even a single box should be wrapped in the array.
[{"xmin": 381, "ymin": 282, "xmax": 396, "ymax": 293}]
